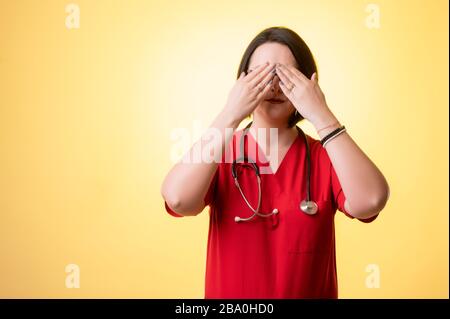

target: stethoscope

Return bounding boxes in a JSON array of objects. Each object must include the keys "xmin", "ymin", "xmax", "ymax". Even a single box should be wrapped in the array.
[{"xmin": 231, "ymin": 122, "xmax": 318, "ymax": 223}]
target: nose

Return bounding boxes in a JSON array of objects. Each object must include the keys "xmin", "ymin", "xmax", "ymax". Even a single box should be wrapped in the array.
[{"xmin": 270, "ymin": 74, "xmax": 283, "ymax": 93}]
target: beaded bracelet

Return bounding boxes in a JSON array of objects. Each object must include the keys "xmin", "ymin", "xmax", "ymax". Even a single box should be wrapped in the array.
[
  {"xmin": 320, "ymin": 125, "xmax": 346, "ymax": 147},
  {"xmin": 323, "ymin": 127, "xmax": 347, "ymax": 147}
]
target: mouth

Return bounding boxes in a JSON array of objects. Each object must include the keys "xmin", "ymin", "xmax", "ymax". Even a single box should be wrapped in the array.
[{"xmin": 265, "ymin": 98, "xmax": 285, "ymax": 104}]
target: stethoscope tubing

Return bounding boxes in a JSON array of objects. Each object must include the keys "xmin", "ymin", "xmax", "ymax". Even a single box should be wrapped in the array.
[{"xmin": 232, "ymin": 121, "xmax": 317, "ymax": 222}]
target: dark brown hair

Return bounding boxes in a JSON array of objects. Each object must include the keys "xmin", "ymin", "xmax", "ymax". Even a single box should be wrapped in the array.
[{"xmin": 237, "ymin": 26, "xmax": 318, "ymax": 127}]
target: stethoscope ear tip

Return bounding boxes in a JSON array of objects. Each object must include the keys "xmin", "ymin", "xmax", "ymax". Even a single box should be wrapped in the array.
[{"xmin": 234, "ymin": 216, "xmax": 241, "ymax": 223}]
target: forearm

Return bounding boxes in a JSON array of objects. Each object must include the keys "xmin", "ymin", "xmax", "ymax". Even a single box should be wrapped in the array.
[
  {"xmin": 312, "ymin": 110, "xmax": 390, "ymax": 219},
  {"xmin": 161, "ymin": 109, "xmax": 240, "ymax": 216}
]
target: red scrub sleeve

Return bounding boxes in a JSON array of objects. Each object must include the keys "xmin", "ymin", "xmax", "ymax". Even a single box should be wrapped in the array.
[
  {"xmin": 330, "ymin": 160, "xmax": 379, "ymax": 223},
  {"xmin": 164, "ymin": 169, "xmax": 219, "ymax": 218}
]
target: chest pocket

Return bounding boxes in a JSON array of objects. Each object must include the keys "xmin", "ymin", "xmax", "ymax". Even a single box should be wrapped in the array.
[{"xmin": 284, "ymin": 199, "xmax": 335, "ymax": 254}]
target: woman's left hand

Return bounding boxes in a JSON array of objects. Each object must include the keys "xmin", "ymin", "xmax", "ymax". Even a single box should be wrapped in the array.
[{"xmin": 275, "ymin": 63, "xmax": 331, "ymax": 126}]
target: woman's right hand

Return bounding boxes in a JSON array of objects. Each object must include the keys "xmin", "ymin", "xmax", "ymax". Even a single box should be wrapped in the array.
[
  {"xmin": 162, "ymin": 62, "xmax": 275, "ymax": 216},
  {"xmin": 223, "ymin": 62, "xmax": 276, "ymax": 124}
]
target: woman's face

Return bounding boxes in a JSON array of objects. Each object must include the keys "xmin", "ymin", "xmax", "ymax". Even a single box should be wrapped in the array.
[{"xmin": 247, "ymin": 42, "xmax": 297, "ymax": 125}]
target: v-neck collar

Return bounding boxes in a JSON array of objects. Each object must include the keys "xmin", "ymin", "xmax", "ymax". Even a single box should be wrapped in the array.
[{"xmin": 245, "ymin": 128, "xmax": 300, "ymax": 176}]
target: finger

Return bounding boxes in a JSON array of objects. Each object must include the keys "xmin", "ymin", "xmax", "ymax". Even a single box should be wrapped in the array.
[
  {"xmin": 275, "ymin": 65, "xmax": 295, "ymax": 90},
  {"xmin": 279, "ymin": 63, "xmax": 309, "ymax": 83},
  {"xmin": 278, "ymin": 80, "xmax": 294, "ymax": 99},
  {"xmin": 261, "ymin": 68, "xmax": 276, "ymax": 88},
  {"xmin": 244, "ymin": 62, "xmax": 270, "ymax": 82},
  {"xmin": 276, "ymin": 63, "xmax": 304, "ymax": 87},
  {"xmin": 252, "ymin": 70, "xmax": 276, "ymax": 97},
  {"xmin": 256, "ymin": 76, "xmax": 274, "ymax": 101},
  {"xmin": 249, "ymin": 62, "xmax": 276, "ymax": 89}
]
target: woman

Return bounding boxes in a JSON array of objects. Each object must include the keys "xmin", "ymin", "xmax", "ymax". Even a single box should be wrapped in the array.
[{"xmin": 161, "ymin": 26, "xmax": 390, "ymax": 299}]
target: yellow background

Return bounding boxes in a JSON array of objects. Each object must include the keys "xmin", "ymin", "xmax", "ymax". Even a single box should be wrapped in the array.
[{"xmin": 0, "ymin": 0, "xmax": 448, "ymax": 298}]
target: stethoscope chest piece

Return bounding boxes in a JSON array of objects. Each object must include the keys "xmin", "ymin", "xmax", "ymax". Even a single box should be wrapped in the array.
[{"xmin": 300, "ymin": 200, "xmax": 318, "ymax": 215}]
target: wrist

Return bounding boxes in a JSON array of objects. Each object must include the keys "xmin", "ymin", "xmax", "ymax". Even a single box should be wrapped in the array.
[
  {"xmin": 218, "ymin": 108, "xmax": 242, "ymax": 129},
  {"xmin": 311, "ymin": 110, "xmax": 341, "ymax": 139}
]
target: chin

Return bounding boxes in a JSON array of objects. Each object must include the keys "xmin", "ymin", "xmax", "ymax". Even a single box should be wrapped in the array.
[{"xmin": 257, "ymin": 101, "xmax": 292, "ymax": 123}]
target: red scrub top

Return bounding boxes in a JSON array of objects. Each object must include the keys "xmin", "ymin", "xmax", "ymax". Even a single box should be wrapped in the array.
[{"xmin": 164, "ymin": 128, "xmax": 378, "ymax": 299}]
